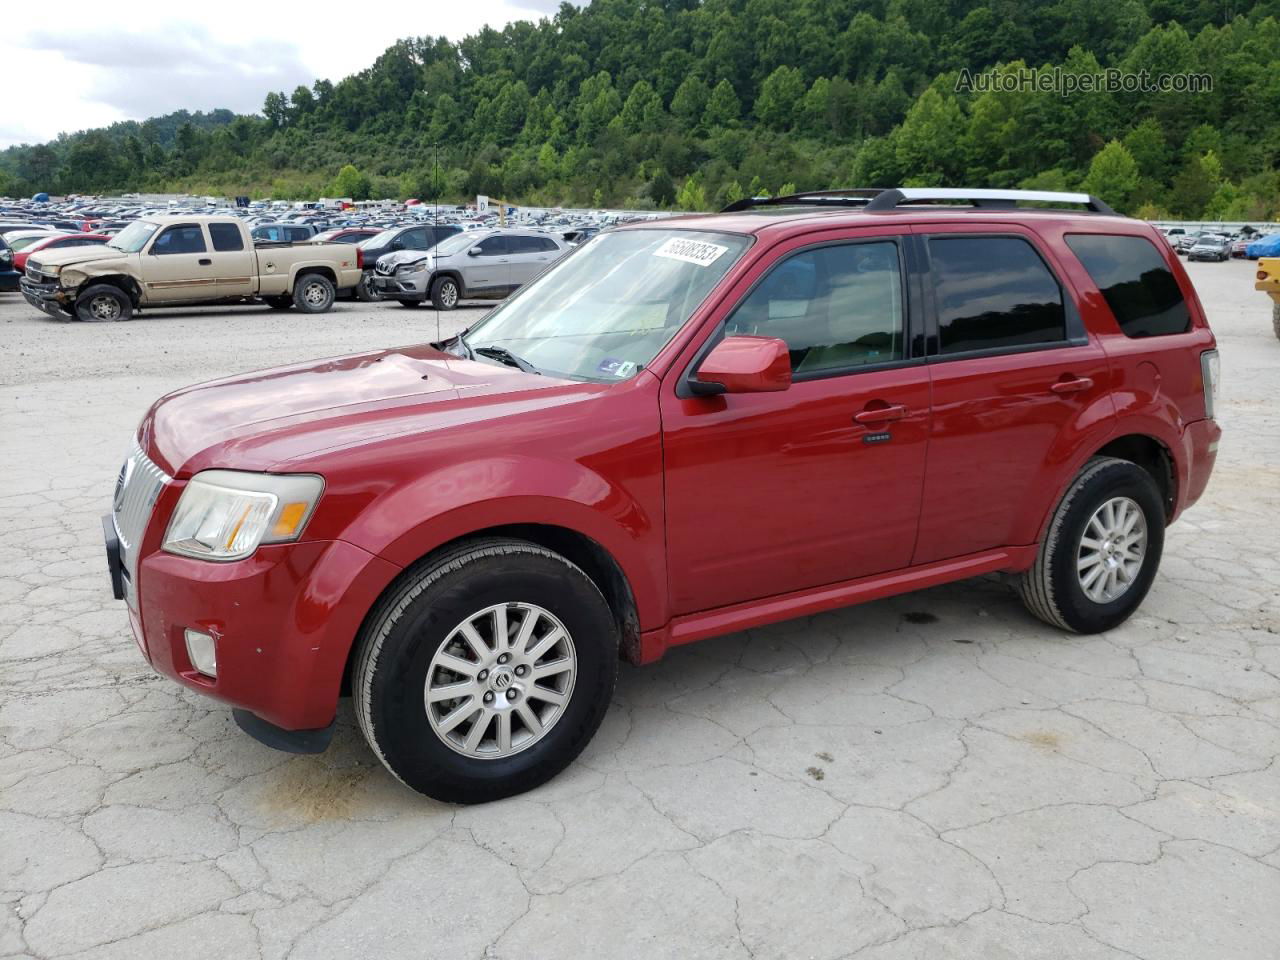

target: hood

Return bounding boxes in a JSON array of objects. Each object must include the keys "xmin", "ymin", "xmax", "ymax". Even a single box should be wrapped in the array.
[
  {"xmin": 140, "ymin": 344, "xmax": 604, "ymax": 475},
  {"xmin": 375, "ymin": 249, "xmax": 435, "ymax": 270},
  {"xmin": 29, "ymin": 245, "xmax": 132, "ymax": 270}
]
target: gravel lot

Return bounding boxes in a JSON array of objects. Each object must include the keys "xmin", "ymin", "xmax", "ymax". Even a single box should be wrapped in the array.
[{"xmin": 2, "ymin": 264, "xmax": 1278, "ymax": 960}]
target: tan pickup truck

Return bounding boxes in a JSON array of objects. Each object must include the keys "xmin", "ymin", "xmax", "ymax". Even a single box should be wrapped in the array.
[{"xmin": 20, "ymin": 215, "xmax": 363, "ymax": 321}]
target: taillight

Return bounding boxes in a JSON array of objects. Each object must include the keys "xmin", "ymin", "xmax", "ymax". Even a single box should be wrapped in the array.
[
  {"xmin": 1200, "ymin": 350, "xmax": 1220, "ymax": 419},
  {"xmin": 356, "ymin": 248, "xmax": 364, "ymax": 270}
]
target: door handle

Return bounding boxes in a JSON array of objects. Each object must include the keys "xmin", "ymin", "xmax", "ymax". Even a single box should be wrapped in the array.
[
  {"xmin": 1050, "ymin": 377, "xmax": 1094, "ymax": 394},
  {"xmin": 198, "ymin": 258, "xmax": 212, "ymax": 266},
  {"xmin": 854, "ymin": 404, "xmax": 908, "ymax": 424}
]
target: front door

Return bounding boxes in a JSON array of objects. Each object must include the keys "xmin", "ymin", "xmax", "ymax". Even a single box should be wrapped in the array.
[
  {"xmin": 660, "ymin": 231, "xmax": 931, "ymax": 615},
  {"xmin": 143, "ymin": 223, "xmax": 214, "ymax": 302},
  {"xmin": 465, "ymin": 235, "xmax": 511, "ymax": 293}
]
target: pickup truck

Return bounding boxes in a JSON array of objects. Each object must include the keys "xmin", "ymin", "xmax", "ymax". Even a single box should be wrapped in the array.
[{"xmin": 20, "ymin": 215, "xmax": 363, "ymax": 321}]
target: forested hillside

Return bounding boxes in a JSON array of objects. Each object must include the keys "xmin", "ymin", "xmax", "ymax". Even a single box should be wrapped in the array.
[{"xmin": 3, "ymin": 0, "xmax": 1279, "ymax": 218}]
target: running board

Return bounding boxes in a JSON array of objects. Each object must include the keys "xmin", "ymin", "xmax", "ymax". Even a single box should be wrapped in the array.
[{"xmin": 638, "ymin": 546, "xmax": 1037, "ymax": 663}]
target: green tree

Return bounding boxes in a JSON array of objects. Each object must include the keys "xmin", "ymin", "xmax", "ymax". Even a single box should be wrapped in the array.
[
  {"xmin": 676, "ymin": 173, "xmax": 708, "ymax": 211},
  {"xmin": 670, "ymin": 76, "xmax": 710, "ymax": 129},
  {"xmin": 703, "ymin": 79, "xmax": 741, "ymax": 129},
  {"xmin": 331, "ymin": 163, "xmax": 371, "ymax": 200},
  {"xmin": 756, "ymin": 66, "xmax": 806, "ymax": 130},
  {"xmin": 649, "ymin": 169, "xmax": 676, "ymax": 207},
  {"xmin": 1082, "ymin": 141, "xmax": 1140, "ymax": 211},
  {"xmin": 576, "ymin": 72, "xmax": 622, "ymax": 142},
  {"xmin": 263, "ymin": 91, "xmax": 287, "ymax": 129},
  {"xmin": 618, "ymin": 80, "xmax": 666, "ymax": 134}
]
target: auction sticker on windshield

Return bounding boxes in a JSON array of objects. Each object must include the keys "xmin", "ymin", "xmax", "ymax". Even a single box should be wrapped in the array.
[{"xmin": 653, "ymin": 236, "xmax": 729, "ymax": 267}]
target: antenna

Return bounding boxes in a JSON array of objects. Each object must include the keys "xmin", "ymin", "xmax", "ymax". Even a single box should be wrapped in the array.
[{"xmin": 434, "ymin": 141, "xmax": 440, "ymax": 345}]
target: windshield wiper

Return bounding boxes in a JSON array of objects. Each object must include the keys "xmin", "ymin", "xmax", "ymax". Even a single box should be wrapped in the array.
[{"xmin": 474, "ymin": 345, "xmax": 540, "ymax": 374}]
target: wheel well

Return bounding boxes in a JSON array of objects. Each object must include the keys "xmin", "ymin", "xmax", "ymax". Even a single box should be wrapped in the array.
[
  {"xmin": 1093, "ymin": 434, "xmax": 1176, "ymax": 520},
  {"xmin": 434, "ymin": 270, "xmax": 465, "ymax": 296},
  {"xmin": 79, "ymin": 275, "xmax": 141, "ymax": 306},
  {"xmin": 296, "ymin": 266, "xmax": 336, "ymax": 286},
  {"xmin": 339, "ymin": 524, "xmax": 642, "ymax": 696}
]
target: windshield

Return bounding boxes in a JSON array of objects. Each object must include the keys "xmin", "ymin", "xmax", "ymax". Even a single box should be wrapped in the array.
[
  {"xmin": 107, "ymin": 221, "xmax": 158, "ymax": 253},
  {"xmin": 361, "ymin": 229, "xmax": 399, "ymax": 249},
  {"xmin": 463, "ymin": 229, "xmax": 751, "ymax": 381},
  {"xmin": 8, "ymin": 234, "xmax": 56, "ymax": 251},
  {"xmin": 433, "ymin": 231, "xmax": 478, "ymax": 256}
]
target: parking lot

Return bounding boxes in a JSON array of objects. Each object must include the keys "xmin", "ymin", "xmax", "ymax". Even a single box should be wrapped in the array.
[{"xmin": 1, "ymin": 264, "xmax": 1277, "ymax": 958}]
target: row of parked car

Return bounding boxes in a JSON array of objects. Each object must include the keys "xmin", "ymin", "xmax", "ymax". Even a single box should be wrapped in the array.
[{"xmin": 1161, "ymin": 226, "xmax": 1280, "ymax": 261}]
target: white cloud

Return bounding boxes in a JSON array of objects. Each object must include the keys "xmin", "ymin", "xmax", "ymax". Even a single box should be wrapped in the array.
[{"xmin": 1, "ymin": 0, "xmax": 566, "ymax": 147}]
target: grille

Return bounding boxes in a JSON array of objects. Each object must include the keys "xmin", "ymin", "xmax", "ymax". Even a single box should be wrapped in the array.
[
  {"xmin": 112, "ymin": 444, "xmax": 171, "ymax": 579},
  {"xmin": 375, "ymin": 260, "xmax": 395, "ymax": 275}
]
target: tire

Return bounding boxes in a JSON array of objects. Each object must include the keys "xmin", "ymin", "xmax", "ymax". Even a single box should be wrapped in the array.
[
  {"xmin": 397, "ymin": 299, "xmax": 421, "ymax": 308},
  {"xmin": 355, "ymin": 271, "xmax": 381, "ymax": 302},
  {"xmin": 265, "ymin": 296, "xmax": 293, "ymax": 310},
  {"xmin": 430, "ymin": 275, "xmax": 460, "ymax": 311},
  {"xmin": 75, "ymin": 284, "xmax": 132, "ymax": 323},
  {"xmin": 1018, "ymin": 457, "xmax": 1165, "ymax": 634},
  {"xmin": 293, "ymin": 273, "xmax": 336, "ymax": 313},
  {"xmin": 353, "ymin": 538, "xmax": 618, "ymax": 803}
]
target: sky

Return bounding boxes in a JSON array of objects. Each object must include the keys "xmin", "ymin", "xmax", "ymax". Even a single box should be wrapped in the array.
[{"xmin": 1, "ymin": 0, "xmax": 566, "ymax": 148}]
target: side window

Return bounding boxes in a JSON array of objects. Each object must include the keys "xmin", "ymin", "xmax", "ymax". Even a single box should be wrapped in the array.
[
  {"xmin": 151, "ymin": 224, "xmax": 206, "ymax": 255},
  {"xmin": 1065, "ymin": 234, "xmax": 1190, "ymax": 337},
  {"xmin": 287, "ymin": 227, "xmax": 310, "ymax": 242},
  {"xmin": 404, "ymin": 228, "xmax": 430, "ymax": 250},
  {"xmin": 509, "ymin": 236, "xmax": 539, "ymax": 254},
  {"xmin": 536, "ymin": 237, "xmax": 561, "ymax": 252},
  {"xmin": 208, "ymin": 223, "xmax": 244, "ymax": 252},
  {"xmin": 477, "ymin": 235, "xmax": 509, "ymax": 256},
  {"xmin": 929, "ymin": 236, "xmax": 1065, "ymax": 354},
  {"xmin": 725, "ymin": 241, "xmax": 905, "ymax": 374}
]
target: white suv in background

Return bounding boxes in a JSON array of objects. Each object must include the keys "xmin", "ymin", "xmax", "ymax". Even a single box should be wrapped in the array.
[{"xmin": 373, "ymin": 228, "xmax": 570, "ymax": 309}]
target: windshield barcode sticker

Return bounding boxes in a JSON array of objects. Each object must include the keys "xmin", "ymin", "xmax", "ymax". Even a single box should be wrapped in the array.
[{"xmin": 653, "ymin": 237, "xmax": 729, "ymax": 267}]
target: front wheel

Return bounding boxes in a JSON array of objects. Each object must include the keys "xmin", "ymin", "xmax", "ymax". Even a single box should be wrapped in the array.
[
  {"xmin": 354, "ymin": 271, "xmax": 381, "ymax": 302},
  {"xmin": 293, "ymin": 273, "xmax": 336, "ymax": 313},
  {"xmin": 1018, "ymin": 457, "xmax": 1165, "ymax": 633},
  {"xmin": 430, "ymin": 275, "xmax": 460, "ymax": 311},
  {"xmin": 353, "ymin": 538, "xmax": 618, "ymax": 803},
  {"xmin": 75, "ymin": 284, "xmax": 132, "ymax": 322}
]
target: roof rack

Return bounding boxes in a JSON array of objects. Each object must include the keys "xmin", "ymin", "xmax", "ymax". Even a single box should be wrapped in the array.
[
  {"xmin": 863, "ymin": 188, "xmax": 1117, "ymax": 216},
  {"xmin": 721, "ymin": 187, "xmax": 1118, "ymax": 217},
  {"xmin": 721, "ymin": 189, "xmax": 885, "ymax": 213}
]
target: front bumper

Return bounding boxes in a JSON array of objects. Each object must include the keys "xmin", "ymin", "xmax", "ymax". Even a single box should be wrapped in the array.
[
  {"xmin": 20, "ymin": 277, "xmax": 71, "ymax": 317},
  {"xmin": 373, "ymin": 270, "xmax": 429, "ymax": 298},
  {"xmin": 108, "ymin": 521, "xmax": 400, "ymax": 733}
]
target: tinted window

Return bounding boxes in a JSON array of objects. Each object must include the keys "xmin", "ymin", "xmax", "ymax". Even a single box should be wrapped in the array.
[
  {"xmin": 209, "ymin": 223, "xmax": 244, "ymax": 252},
  {"xmin": 1066, "ymin": 234, "xmax": 1190, "ymax": 337},
  {"xmin": 726, "ymin": 241, "xmax": 905, "ymax": 374},
  {"xmin": 402, "ymin": 228, "xmax": 430, "ymax": 250},
  {"xmin": 151, "ymin": 224, "xmax": 206, "ymax": 255},
  {"xmin": 508, "ymin": 236, "xmax": 543, "ymax": 254},
  {"xmin": 477, "ymin": 235, "xmax": 509, "ymax": 255},
  {"xmin": 929, "ymin": 237, "xmax": 1064, "ymax": 354},
  {"xmin": 536, "ymin": 237, "xmax": 560, "ymax": 252},
  {"xmin": 286, "ymin": 227, "xmax": 310, "ymax": 242}
]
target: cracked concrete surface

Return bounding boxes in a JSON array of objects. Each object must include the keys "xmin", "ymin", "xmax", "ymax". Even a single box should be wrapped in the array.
[{"xmin": 1, "ymin": 264, "xmax": 1278, "ymax": 959}]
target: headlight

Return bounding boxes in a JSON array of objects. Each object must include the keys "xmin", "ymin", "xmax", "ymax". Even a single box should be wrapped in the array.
[
  {"xmin": 398, "ymin": 261, "xmax": 430, "ymax": 275},
  {"xmin": 163, "ymin": 470, "xmax": 324, "ymax": 562}
]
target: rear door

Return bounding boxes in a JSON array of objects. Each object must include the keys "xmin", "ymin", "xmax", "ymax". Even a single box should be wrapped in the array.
[
  {"xmin": 506, "ymin": 235, "xmax": 553, "ymax": 286},
  {"xmin": 911, "ymin": 226, "xmax": 1113, "ymax": 564},
  {"xmin": 661, "ymin": 228, "xmax": 931, "ymax": 614},
  {"xmin": 207, "ymin": 222, "xmax": 255, "ymax": 298},
  {"xmin": 144, "ymin": 223, "xmax": 214, "ymax": 302}
]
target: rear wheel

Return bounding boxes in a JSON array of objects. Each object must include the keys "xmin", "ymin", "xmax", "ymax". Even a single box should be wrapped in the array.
[
  {"xmin": 355, "ymin": 271, "xmax": 381, "ymax": 302},
  {"xmin": 1018, "ymin": 457, "xmax": 1165, "ymax": 633},
  {"xmin": 75, "ymin": 284, "xmax": 132, "ymax": 322},
  {"xmin": 293, "ymin": 273, "xmax": 336, "ymax": 313},
  {"xmin": 353, "ymin": 538, "xmax": 618, "ymax": 803},
  {"xmin": 430, "ymin": 275, "xmax": 460, "ymax": 311}
]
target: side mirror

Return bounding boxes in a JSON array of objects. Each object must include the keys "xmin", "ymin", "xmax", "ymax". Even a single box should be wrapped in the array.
[
  {"xmin": 468, "ymin": 247, "xmax": 481, "ymax": 256},
  {"xmin": 691, "ymin": 336, "xmax": 791, "ymax": 396}
]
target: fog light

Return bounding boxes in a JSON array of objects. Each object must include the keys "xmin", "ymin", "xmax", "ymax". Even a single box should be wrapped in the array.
[{"xmin": 184, "ymin": 628, "xmax": 217, "ymax": 677}]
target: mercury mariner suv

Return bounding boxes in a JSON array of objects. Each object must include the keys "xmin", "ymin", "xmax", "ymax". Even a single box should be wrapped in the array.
[{"xmin": 104, "ymin": 188, "xmax": 1221, "ymax": 803}]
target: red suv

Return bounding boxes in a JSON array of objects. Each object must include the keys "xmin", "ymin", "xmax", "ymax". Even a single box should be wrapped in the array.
[{"xmin": 105, "ymin": 188, "xmax": 1221, "ymax": 802}]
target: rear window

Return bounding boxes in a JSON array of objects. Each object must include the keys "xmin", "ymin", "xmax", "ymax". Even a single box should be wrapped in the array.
[
  {"xmin": 928, "ymin": 236, "xmax": 1065, "ymax": 355},
  {"xmin": 209, "ymin": 223, "xmax": 244, "ymax": 252},
  {"xmin": 1066, "ymin": 234, "xmax": 1191, "ymax": 338}
]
